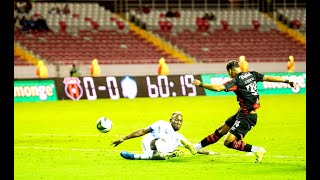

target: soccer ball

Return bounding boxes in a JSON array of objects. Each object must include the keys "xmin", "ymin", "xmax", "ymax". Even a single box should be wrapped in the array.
[{"xmin": 96, "ymin": 117, "xmax": 112, "ymax": 133}]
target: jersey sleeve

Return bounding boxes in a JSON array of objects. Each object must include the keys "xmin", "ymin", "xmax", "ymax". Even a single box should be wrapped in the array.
[
  {"xmin": 148, "ymin": 121, "xmax": 159, "ymax": 132},
  {"xmin": 223, "ymin": 79, "xmax": 238, "ymax": 92},
  {"xmin": 148, "ymin": 120, "xmax": 166, "ymax": 132},
  {"xmin": 251, "ymin": 71, "xmax": 264, "ymax": 82}
]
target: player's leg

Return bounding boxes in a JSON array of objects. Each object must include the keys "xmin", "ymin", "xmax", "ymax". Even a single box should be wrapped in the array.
[
  {"xmin": 193, "ymin": 112, "xmax": 237, "ymax": 150},
  {"xmin": 154, "ymin": 138, "xmax": 183, "ymax": 159},
  {"xmin": 137, "ymin": 137, "xmax": 185, "ymax": 160},
  {"xmin": 120, "ymin": 137, "xmax": 161, "ymax": 160},
  {"xmin": 141, "ymin": 133, "xmax": 154, "ymax": 152},
  {"xmin": 180, "ymin": 139, "xmax": 198, "ymax": 155},
  {"xmin": 224, "ymin": 132, "xmax": 266, "ymax": 163},
  {"xmin": 120, "ymin": 136, "xmax": 179, "ymax": 160},
  {"xmin": 120, "ymin": 151, "xmax": 136, "ymax": 159},
  {"xmin": 131, "ymin": 135, "xmax": 163, "ymax": 160},
  {"xmin": 119, "ymin": 134, "xmax": 158, "ymax": 160},
  {"xmin": 154, "ymin": 138, "xmax": 175, "ymax": 154},
  {"xmin": 120, "ymin": 150, "xmax": 164, "ymax": 160},
  {"xmin": 223, "ymin": 113, "xmax": 266, "ymax": 163},
  {"xmin": 161, "ymin": 150, "xmax": 183, "ymax": 160},
  {"xmin": 120, "ymin": 139, "xmax": 188, "ymax": 160}
]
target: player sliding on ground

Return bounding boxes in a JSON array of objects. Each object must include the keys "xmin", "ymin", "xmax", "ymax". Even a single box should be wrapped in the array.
[
  {"xmin": 191, "ymin": 60, "xmax": 298, "ymax": 163},
  {"xmin": 111, "ymin": 111, "xmax": 216, "ymax": 160}
]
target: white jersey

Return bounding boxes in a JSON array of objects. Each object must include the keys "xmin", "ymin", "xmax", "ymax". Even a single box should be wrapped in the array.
[{"xmin": 141, "ymin": 120, "xmax": 189, "ymax": 152}]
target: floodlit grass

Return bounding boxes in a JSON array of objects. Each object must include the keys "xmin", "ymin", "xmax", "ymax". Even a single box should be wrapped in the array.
[{"xmin": 14, "ymin": 95, "xmax": 306, "ymax": 179}]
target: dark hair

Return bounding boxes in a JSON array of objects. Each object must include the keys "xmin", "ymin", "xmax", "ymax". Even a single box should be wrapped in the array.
[{"xmin": 226, "ymin": 60, "xmax": 239, "ymax": 70}]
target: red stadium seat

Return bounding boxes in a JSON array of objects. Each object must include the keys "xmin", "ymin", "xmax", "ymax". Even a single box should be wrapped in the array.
[
  {"xmin": 252, "ymin": 20, "xmax": 260, "ymax": 30},
  {"xmin": 91, "ymin": 21, "xmax": 99, "ymax": 30},
  {"xmin": 116, "ymin": 21, "xmax": 125, "ymax": 30},
  {"xmin": 59, "ymin": 21, "xmax": 67, "ymax": 32},
  {"xmin": 220, "ymin": 20, "xmax": 228, "ymax": 30}
]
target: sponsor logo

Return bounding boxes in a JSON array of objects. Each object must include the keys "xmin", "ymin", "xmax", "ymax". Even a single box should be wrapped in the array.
[
  {"xmin": 239, "ymin": 72, "xmax": 252, "ymax": 79},
  {"xmin": 262, "ymin": 74, "xmax": 306, "ymax": 93},
  {"xmin": 14, "ymin": 85, "xmax": 54, "ymax": 100},
  {"xmin": 210, "ymin": 76, "xmax": 231, "ymax": 84}
]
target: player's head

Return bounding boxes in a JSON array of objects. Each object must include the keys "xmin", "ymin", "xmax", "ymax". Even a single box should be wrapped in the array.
[
  {"xmin": 170, "ymin": 111, "xmax": 183, "ymax": 131},
  {"xmin": 226, "ymin": 60, "xmax": 241, "ymax": 78}
]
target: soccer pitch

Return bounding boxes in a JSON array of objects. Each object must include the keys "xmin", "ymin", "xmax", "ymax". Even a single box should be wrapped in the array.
[{"xmin": 14, "ymin": 95, "xmax": 306, "ymax": 179}]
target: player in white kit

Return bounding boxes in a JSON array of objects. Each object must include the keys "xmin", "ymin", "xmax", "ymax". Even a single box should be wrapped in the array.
[{"xmin": 111, "ymin": 112, "xmax": 214, "ymax": 160}]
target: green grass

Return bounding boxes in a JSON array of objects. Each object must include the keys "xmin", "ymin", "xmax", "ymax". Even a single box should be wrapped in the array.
[{"xmin": 14, "ymin": 95, "xmax": 306, "ymax": 180}]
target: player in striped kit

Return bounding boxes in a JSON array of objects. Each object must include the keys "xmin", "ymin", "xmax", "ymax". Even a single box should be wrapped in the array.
[{"xmin": 192, "ymin": 60, "xmax": 298, "ymax": 163}]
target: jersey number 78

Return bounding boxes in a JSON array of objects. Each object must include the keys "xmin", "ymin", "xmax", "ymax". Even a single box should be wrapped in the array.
[{"xmin": 245, "ymin": 82, "xmax": 258, "ymax": 95}]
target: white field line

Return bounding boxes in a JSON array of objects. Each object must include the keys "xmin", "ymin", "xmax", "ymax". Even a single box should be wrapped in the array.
[
  {"xmin": 14, "ymin": 146, "xmax": 305, "ymax": 159},
  {"xmin": 21, "ymin": 134, "xmax": 205, "ymax": 142},
  {"xmin": 23, "ymin": 133, "xmax": 101, "ymax": 137},
  {"xmin": 15, "ymin": 146, "xmax": 125, "ymax": 152}
]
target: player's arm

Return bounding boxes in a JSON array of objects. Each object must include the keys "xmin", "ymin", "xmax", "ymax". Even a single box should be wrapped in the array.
[
  {"xmin": 111, "ymin": 127, "xmax": 151, "ymax": 147},
  {"xmin": 192, "ymin": 79, "xmax": 225, "ymax": 92},
  {"xmin": 263, "ymin": 75, "xmax": 297, "ymax": 88}
]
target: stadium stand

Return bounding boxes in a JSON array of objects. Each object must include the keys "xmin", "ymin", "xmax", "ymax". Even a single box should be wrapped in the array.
[
  {"xmin": 14, "ymin": 2, "xmax": 184, "ymax": 65},
  {"xmin": 14, "ymin": 29, "xmax": 185, "ymax": 65},
  {"xmin": 127, "ymin": 9, "xmax": 277, "ymax": 32},
  {"xmin": 152, "ymin": 28, "xmax": 305, "ymax": 63},
  {"xmin": 14, "ymin": 1, "xmax": 306, "ymax": 66},
  {"xmin": 276, "ymin": 8, "xmax": 306, "ymax": 34}
]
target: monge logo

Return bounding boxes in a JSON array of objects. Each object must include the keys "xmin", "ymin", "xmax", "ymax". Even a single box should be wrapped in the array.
[
  {"xmin": 63, "ymin": 77, "xmax": 83, "ymax": 100},
  {"xmin": 14, "ymin": 85, "xmax": 54, "ymax": 100}
]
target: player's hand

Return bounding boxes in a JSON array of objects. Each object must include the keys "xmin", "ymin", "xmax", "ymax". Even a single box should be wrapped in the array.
[
  {"xmin": 289, "ymin": 81, "xmax": 300, "ymax": 93},
  {"xmin": 192, "ymin": 79, "xmax": 201, "ymax": 86},
  {"xmin": 289, "ymin": 81, "xmax": 297, "ymax": 89},
  {"xmin": 111, "ymin": 138, "xmax": 124, "ymax": 147}
]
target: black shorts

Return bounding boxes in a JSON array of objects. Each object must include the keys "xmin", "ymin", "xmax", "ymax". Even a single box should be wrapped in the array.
[{"xmin": 225, "ymin": 111, "xmax": 258, "ymax": 140}]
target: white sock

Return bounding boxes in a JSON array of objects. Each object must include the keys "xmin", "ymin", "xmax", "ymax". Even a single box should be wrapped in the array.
[
  {"xmin": 194, "ymin": 142, "xmax": 203, "ymax": 150},
  {"xmin": 251, "ymin": 146, "xmax": 260, "ymax": 153},
  {"xmin": 134, "ymin": 151, "xmax": 154, "ymax": 160}
]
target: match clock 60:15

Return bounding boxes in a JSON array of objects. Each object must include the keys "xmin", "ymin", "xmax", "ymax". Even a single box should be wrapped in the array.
[{"xmin": 145, "ymin": 75, "xmax": 205, "ymax": 98}]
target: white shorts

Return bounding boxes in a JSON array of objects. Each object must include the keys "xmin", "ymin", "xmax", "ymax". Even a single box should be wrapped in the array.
[
  {"xmin": 141, "ymin": 133, "xmax": 175, "ymax": 153},
  {"xmin": 141, "ymin": 133, "xmax": 155, "ymax": 152}
]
